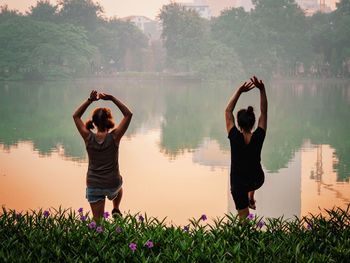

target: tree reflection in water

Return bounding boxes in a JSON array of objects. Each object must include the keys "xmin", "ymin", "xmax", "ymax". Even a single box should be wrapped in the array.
[{"xmin": 0, "ymin": 79, "xmax": 349, "ymax": 181}]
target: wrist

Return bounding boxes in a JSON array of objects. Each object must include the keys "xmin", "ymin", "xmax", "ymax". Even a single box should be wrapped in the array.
[{"xmin": 87, "ymin": 98, "xmax": 93, "ymax": 103}]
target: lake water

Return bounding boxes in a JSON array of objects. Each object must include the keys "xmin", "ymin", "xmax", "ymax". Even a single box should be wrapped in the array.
[{"xmin": 0, "ymin": 78, "xmax": 349, "ymax": 225}]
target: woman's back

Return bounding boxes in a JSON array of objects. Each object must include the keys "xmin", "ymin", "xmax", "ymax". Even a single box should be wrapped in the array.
[
  {"xmin": 228, "ymin": 126, "xmax": 265, "ymax": 183},
  {"xmin": 73, "ymin": 90, "xmax": 132, "ymax": 220},
  {"xmin": 86, "ymin": 132, "xmax": 121, "ymax": 188}
]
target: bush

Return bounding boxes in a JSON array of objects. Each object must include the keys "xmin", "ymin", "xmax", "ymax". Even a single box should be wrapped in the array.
[{"xmin": 1, "ymin": 206, "xmax": 349, "ymax": 262}]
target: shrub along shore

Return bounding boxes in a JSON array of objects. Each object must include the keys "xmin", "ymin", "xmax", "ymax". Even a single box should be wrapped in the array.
[{"xmin": 1, "ymin": 206, "xmax": 349, "ymax": 262}]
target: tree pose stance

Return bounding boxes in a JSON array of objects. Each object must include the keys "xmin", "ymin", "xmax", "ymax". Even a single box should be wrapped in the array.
[
  {"xmin": 73, "ymin": 90, "xmax": 132, "ymax": 220},
  {"xmin": 225, "ymin": 76, "xmax": 268, "ymax": 219}
]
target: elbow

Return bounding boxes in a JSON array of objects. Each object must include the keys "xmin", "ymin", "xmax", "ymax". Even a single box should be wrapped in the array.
[
  {"xmin": 72, "ymin": 113, "xmax": 80, "ymax": 119},
  {"xmin": 72, "ymin": 113, "xmax": 81, "ymax": 120},
  {"xmin": 126, "ymin": 111, "xmax": 133, "ymax": 118}
]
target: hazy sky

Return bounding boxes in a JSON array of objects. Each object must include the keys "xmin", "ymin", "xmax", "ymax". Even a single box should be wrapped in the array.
[
  {"xmin": 0, "ymin": 0, "xmax": 173, "ymax": 19},
  {"xmin": 1, "ymin": 0, "xmax": 339, "ymax": 19}
]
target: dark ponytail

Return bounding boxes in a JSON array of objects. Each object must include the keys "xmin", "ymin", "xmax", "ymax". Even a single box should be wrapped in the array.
[
  {"xmin": 237, "ymin": 106, "xmax": 255, "ymax": 132},
  {"xmin": 106, "ymin": 119, "xmax": 115, "ymax": 129},
  {"xmin": 86, "ymin": 120, "xmax": 94, "ymax": 130}
]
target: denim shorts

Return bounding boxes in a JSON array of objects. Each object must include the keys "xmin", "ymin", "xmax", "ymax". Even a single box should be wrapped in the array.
[{"xmin": 86, "ymin": 185, "xmax": 122, "ymax": 204}]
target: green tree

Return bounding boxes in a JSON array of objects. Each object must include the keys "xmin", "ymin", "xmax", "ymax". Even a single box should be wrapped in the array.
[
  {"xmin": 253, "ymin": 0, "xmax": 313, "ymax": 74},
  {"xmin": 89, "ymin": 19, "xmax": 148, "ymax": 72},
  {"xmin": 105, "ymin": 19, "xmax": 148, "ymax": 71},
  {"xmin": 159, "ymin": 3, "xmax": 208, "ymax": 72},
  {"xmin": 0, "ymin": 5, "xmax": 21, "ymax": 23},
  {"xmin": 28, "ymin": 0, "xmax": 58, "ymax": 22},
  {"xmin": 308, "ymin": 0, "xmax": 350, "ymax": 76},
  {"xmin": 192, "ymin": 39, "xmax": 244, "ymax": 79},
  {"xmin": 58, "ymin": 0, "xmax": 103, "ymax": 31},
  {"xmin": 331, "ymin": 0, "xmax": 350, "ymax": 75},
  {"xmin": 308, "ymin": 12, "xmax": 333, "ymax": 74},
  {"xmin": 0, "ymin": 16, "xmax": 95, "ymax": 79},
  {"xmin": 213, "ymin": 0, "xmax": 313, "ymax": 77},
  {"xmin": 159, "ymin": 3, "xmax": 243, "ymax": 78},
  {"xmin": 211, "ymin": 7, "xmax": 274, "ymax": 77}
]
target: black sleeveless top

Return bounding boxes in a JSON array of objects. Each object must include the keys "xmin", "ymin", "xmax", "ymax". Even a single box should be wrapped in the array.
[
  {"xmin": 228, "ymin": 126, "xmax": 265, "ymax": 187},
  {"xmin": 85, "ymin": 132, "xmax": 121, "ymax": 188}
]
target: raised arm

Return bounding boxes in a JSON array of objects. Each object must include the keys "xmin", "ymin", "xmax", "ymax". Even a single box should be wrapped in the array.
[
  {"xmin": 251, "ymin": 76, "xmax": 267, "ymax": 131},
  {"xmin": 73, "ymin": 90, "xmax": 98, "ymax": 141},
  {"xmin": 225, "ymin": 82, "xmax": 254, "ymax": 133},
  {"xmin": 99, "ymin": 93, "xmax": 133, "ymax": 142}
]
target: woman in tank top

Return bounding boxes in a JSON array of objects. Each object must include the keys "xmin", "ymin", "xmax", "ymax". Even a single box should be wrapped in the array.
[
  {"xmin": 225, "ymin": 76, "xmax": 268, "ymax": 219},
  {"xmin": 73, "ymin": 90, "xmax": 132, "ymax": 220}
]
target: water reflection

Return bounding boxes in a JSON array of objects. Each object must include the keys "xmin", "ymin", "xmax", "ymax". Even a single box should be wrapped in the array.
[
  {"xmin": 0, "ymin": 132, "xmax": 229, "ymax": 225},
  {"xmin": 0, "ymin": 79, "xmax": 349, "ymax": 223},
  {"xmin": 301, "ymin": 143, "xmax": 350, "ymax": 216}
]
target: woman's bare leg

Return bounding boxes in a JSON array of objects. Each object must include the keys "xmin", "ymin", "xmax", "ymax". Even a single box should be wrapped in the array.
[
  {"xmin": 248, "ymin": 191, "xmax": 255, "ymax": 200},
  {"xmin": 248, "ymin": 191, "xmax": 256, "ymax": 209},
  {"xmin": 111, "ymin": 188, "xmax": 123, "ymax": 216},
  {"xmin": 90, "ymin": 199, "xmax": 105, "ymax": 221},
  {"xmin": 237, "ymin": 207, "xmax": 249, "ymax": 219},
  {"xmin": 113, "ymin": 187, "xmax": 123, "ymax": 211}
]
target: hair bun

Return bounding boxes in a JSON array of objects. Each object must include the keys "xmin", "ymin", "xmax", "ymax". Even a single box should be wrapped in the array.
[{"xmin": 247, "ymin": 106, "xmax": 254, "ymax": 113}]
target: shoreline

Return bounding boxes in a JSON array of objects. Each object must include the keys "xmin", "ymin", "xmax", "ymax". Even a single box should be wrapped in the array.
[{"xmin": 1, "ymin": 72, "xmax": 350, "ymax": 83}]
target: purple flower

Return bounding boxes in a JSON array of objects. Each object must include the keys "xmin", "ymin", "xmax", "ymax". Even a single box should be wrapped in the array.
[
  {"xmin": 257, "ymin": 220, "xmax": 265, "ymax": 229},
  {"xmin": 145, "ymin": 240, "xmax": 154, "ymax": 249},
  {"xmin": 78, "ymin": 207, "xmax": 83, "ymax": 214},
  {"xmin": 116, "ymin": 227, "xmax": 123, "ymax": 233},
  {"xmin": 200, "ymin": 214, "xmax": 207, "ymax": 221},
  {"xmin": 88, "ymin": 221, "xmax": 96, "ymax": 229},
  {"xmin": 247, "ymin": 213, "xmax": 254, "ymax": 220},
  {"xmin": 96, "ymin": 226, "xmax": 103, "ymax": 233},
  {"xmin": 43, "ymin": 210, "xmax": 50, "ymax": 218},
  {"xmin": 103, "ymin": 212, "xmax": 110, "ymax": 219},
  {"xmin": 16, "ymin": 213, "xmax": 22, "ymax": 219},
  {"xmin": 183, "ymin": 225, "xmax": 190, "ymax": 232},
  {"xmin": 138, "ymin": 215, "xmax": 144, "ymax": 222},
  {"xmin": 307, "ymin": 223, "xmax": 312, "ymax": 230},
  {"xmin": 80, "ymin": 215, "xmax": 87, "ymax": 222},
  {"xmin": 129, "ymin": 243, "xmax": 137, "ymax": 252}
]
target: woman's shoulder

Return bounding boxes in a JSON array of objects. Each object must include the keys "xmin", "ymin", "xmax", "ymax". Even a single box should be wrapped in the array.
[
  {"xmin": 108, "ymin": 131, "xmax": 120, "ymax": 146},
  {"xmin": 254, "ymin": 126, "xmax": 266, "ymax": 133},
  {"xmin": 86, "ymin": 131, "xmax": 94, "ymax": 140},
  {"xmin": 228, "ymin": 126, "xmax": 242, "ymax": 140},
  {"xmin": 253, "ymin": 126, "xmax": 266, "ymax": 140}
]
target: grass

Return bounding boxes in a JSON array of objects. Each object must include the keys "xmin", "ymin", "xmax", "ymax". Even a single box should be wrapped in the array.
[{"xmin": 1, "ymin": 206, "xmax": 350, "ymax": 262}]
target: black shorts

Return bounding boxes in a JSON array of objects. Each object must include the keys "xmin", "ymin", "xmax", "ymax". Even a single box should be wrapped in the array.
[{"xmin": 230, "ymin": 176, "xmax": 264, "ymax": 210}]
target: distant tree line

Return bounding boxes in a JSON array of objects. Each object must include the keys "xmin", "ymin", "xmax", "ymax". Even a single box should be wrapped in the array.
[
  {"xmin": 1, "ymin": 0, "xmax": 350, "ymax": 80},
  {"xmin": 0, "ymin": 0, "xmax": 148, "ymax": 80},
  {"xmin": 159, "ymin": 0, "xmax": 350, "ymax": 78}
]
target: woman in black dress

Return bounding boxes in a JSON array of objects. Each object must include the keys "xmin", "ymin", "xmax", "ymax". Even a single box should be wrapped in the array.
[{"xmin": 225, "ymin": 76, "xmax": 268, "ymax": 219}]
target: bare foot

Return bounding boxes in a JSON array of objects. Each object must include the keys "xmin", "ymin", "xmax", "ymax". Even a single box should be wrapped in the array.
[
  {"xmin": 112, "ymin": 208, "xmax": 122, "ymax": 217},
  {"xmin": 249, "ymin": 199, "xmax": 256, "ymax": 210}
]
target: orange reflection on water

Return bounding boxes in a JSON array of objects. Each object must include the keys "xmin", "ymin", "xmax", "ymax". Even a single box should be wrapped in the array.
[
  {"xmin": 0, "ymin": 130, "xmax": 230, "ymax": 225},
  {"xmin": 301, "ymin": 143, "xmax": 350, "ymax": 217},
  {"xmin": 2, "ymin": 136, "xmax": 349, "ymax": 224},
  {"xmin": 0, "ymin": 142, "xmax": 88, "ymax": 212},
  {"xmin": 119, "ymin": 130, "xmax": 229, "ymax": 225}
]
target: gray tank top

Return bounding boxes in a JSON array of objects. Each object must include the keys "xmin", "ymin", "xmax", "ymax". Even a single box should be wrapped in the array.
[{"xmin": 86, "ymin": 132, "xmax": 121, "ymax": 188}]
